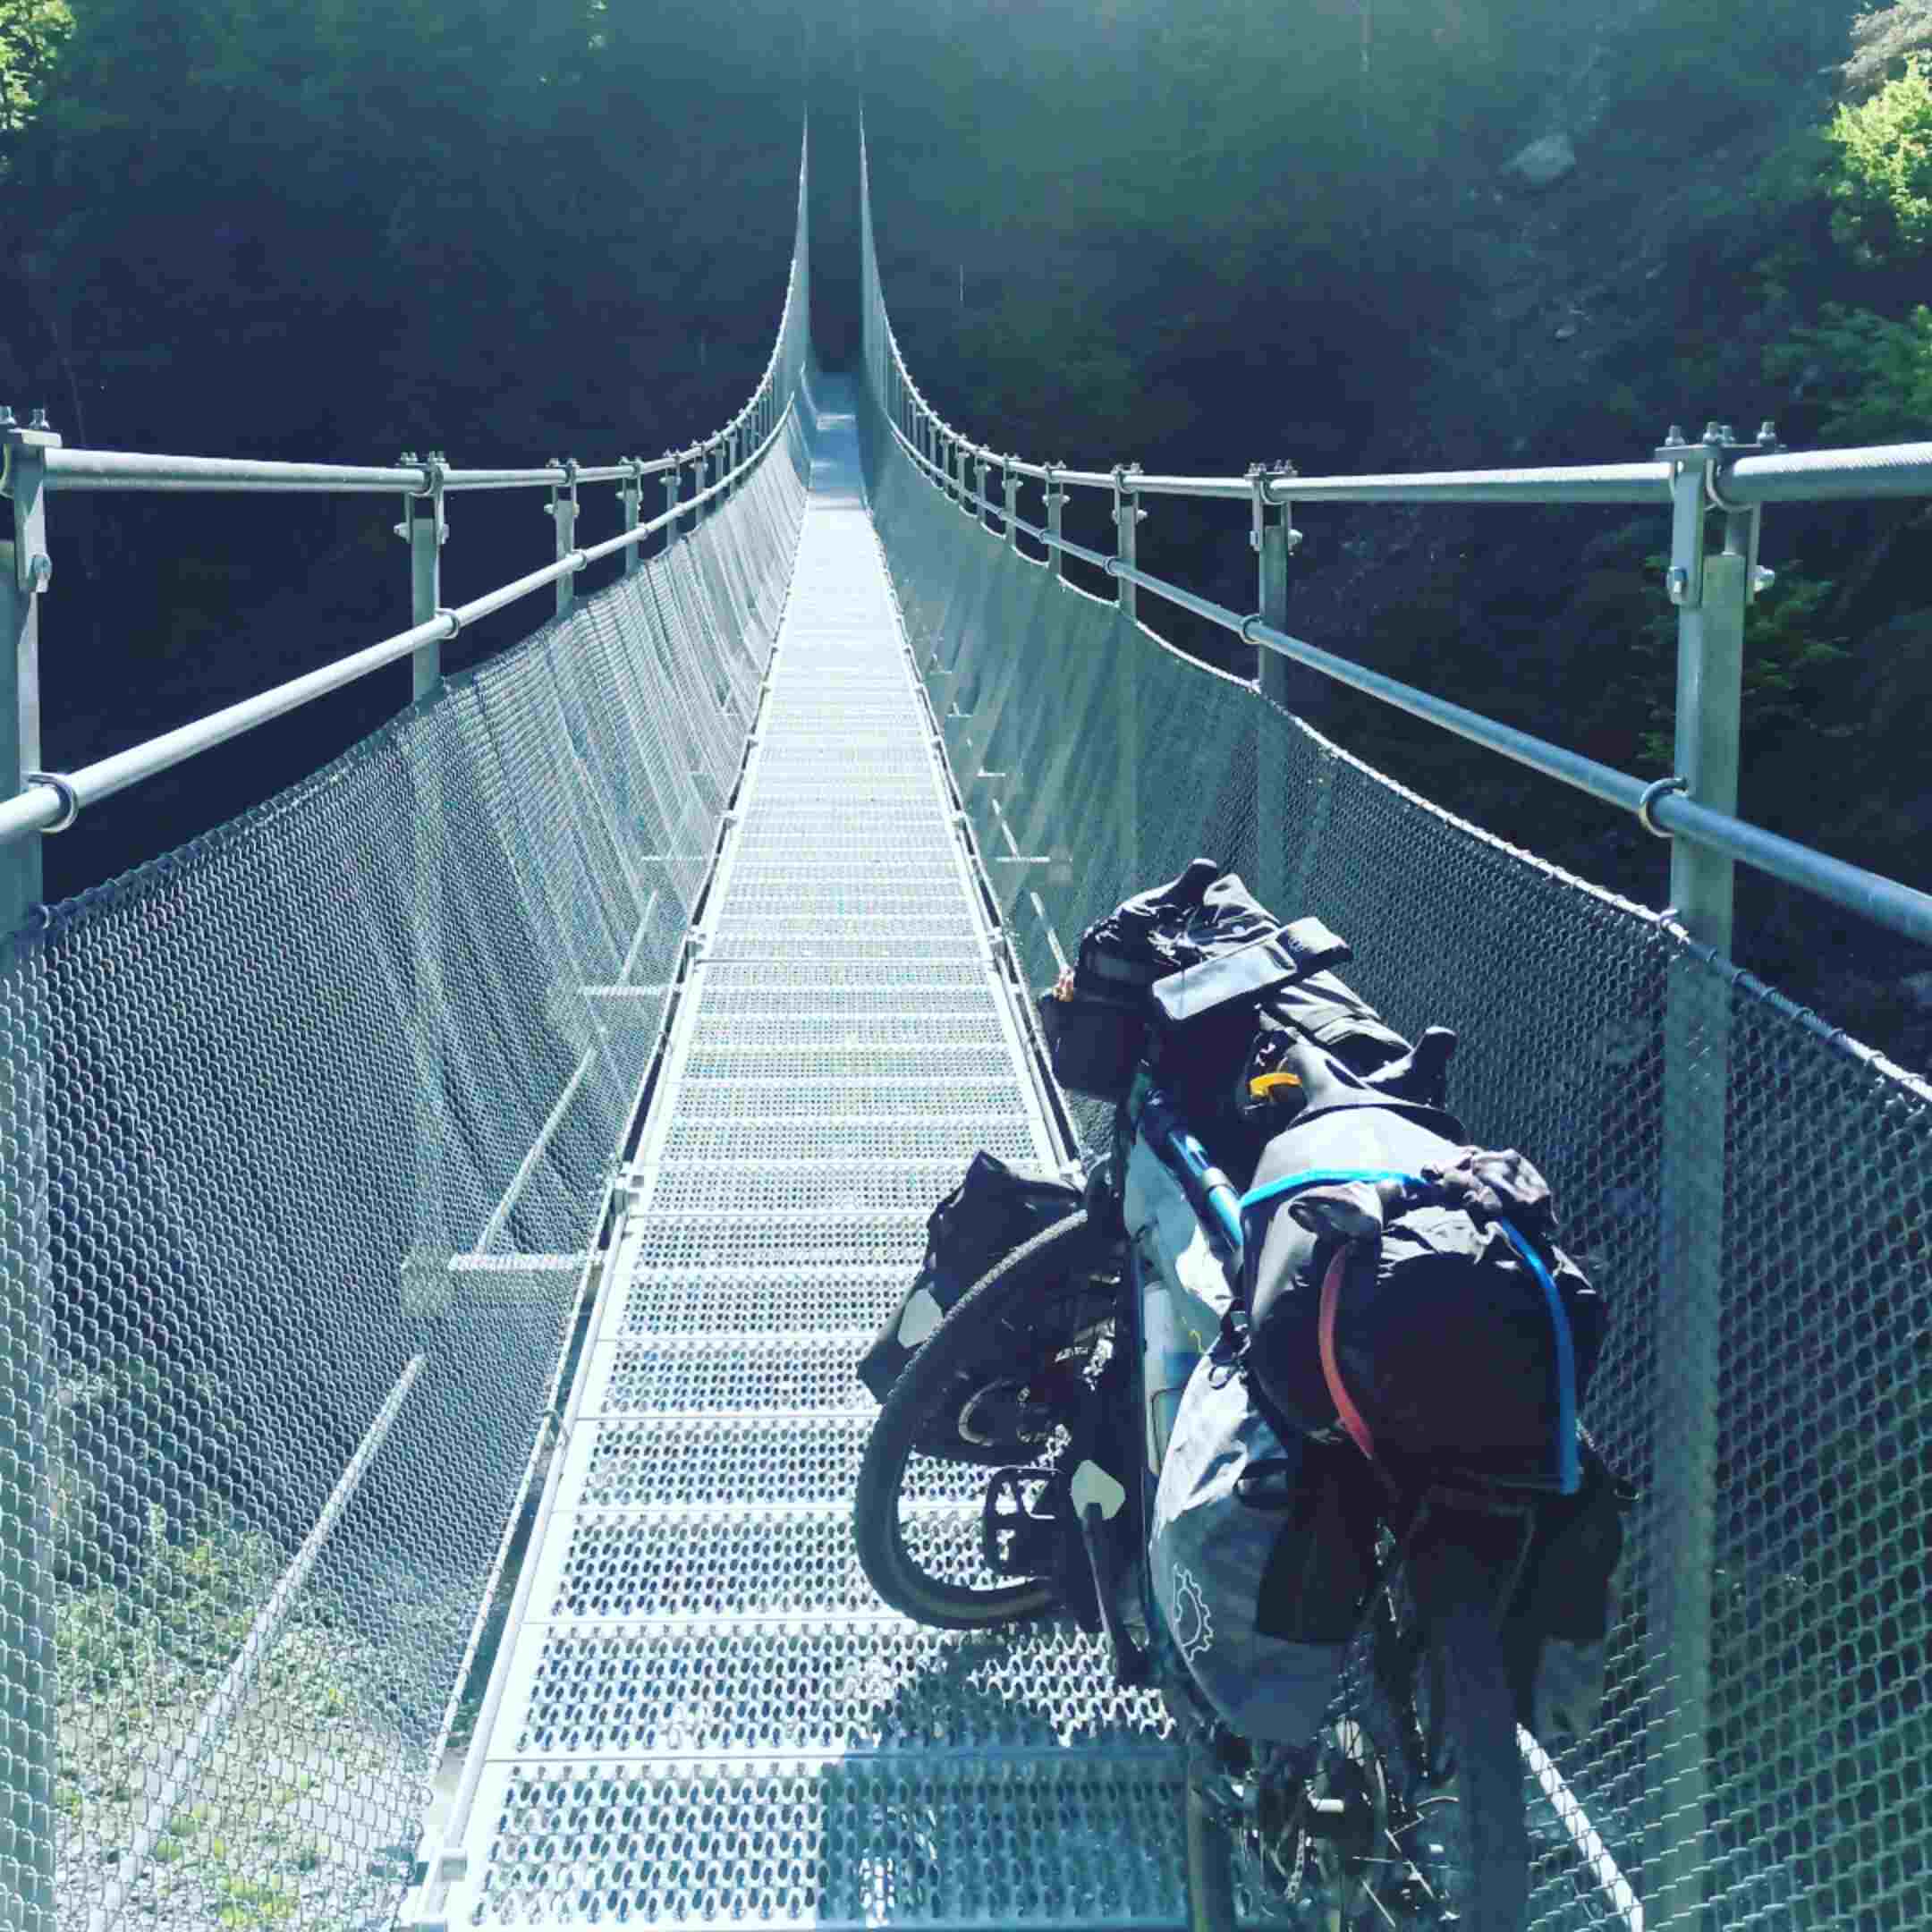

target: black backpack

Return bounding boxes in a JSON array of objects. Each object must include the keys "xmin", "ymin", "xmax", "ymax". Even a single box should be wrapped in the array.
[{"xmin": 1240, "ymin": 1080, "xmax": 1609, "ymax": 1492}]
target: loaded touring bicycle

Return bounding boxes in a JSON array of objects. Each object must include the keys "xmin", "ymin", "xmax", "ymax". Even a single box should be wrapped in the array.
[{"xmin": 854, "ymin": 862, "xmax": 1631, "ymax": 1931}]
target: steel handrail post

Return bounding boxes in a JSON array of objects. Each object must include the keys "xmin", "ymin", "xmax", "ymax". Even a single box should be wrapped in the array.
[
  {"xmin": 547, "ymin": 459, "xmax": 580, "ymax": 619},
  {"xmin": 397, "ymin": 452, "xmax": 446, "ymax": 698},
  {"xmin": 1112, "ymin": 462, "xmax": 1144, "ymax": 621},
  {"xmin": 620, "ymin": 460, "xmax": 644, "ymax": 580},
  {"xmin": 1647, "ymin": 419, "xmax": 1763, "ymax": 1928},
  {"xmin": 661, "ymin": 455, "xmax": 681, "ymax": 553},
  {"xmin": 1250, "ymin": 460, "xmax": 1299, "ymax": 911},
  {"xmin": 394, "ymin": 446, "xmax": 450, "ymax": 1406},
  {"xmin": 974, "ymin": 451, "xmax": 991, "ymax": 532},
  {"xmin": 0, "ymin": 404, "xmax": 55, "ymax": 1932},
  {"xmin": 1045, "ymin": 466, "xmax": 1067, "ymax": 584},
  {"xmin": 2, "ymin": 411, "xmax": 54, "ymax": 933},
  {"xmin": 1110, "ymin": 461, "xmax": 1144, "ymax": 883},
  {"xmin": 1003, "ymin": 459, "xmax": 1020, "ymax": 553}
]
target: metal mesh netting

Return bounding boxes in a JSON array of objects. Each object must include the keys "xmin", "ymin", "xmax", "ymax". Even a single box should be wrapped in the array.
[
  {"xmin": 0, "ymin": 408, "xmax": 810, "ymax": 1931},
  {"xmin": 859, "ymin": 248, "xmax": 1931, "ymax": 1929}
]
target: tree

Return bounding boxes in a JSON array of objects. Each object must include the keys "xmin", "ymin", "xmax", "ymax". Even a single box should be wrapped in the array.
[
  {"xmin": 1826, "ymin": 51, "xmax": 1932, "ymax": 263},
  {"xmin": 0, "ymin": 0, "xmax": 69, "ymax": 139}
]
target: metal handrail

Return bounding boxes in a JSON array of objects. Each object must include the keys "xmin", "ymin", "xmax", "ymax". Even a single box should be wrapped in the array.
[
  {"xmin": 923, "ymin": 445, "xmax": 1932, "ymax": 506},
  {"xmin": 0, "ymin": 133, "xmax": 809, "ymax": 854},
  {"xmin": 0, "ymin": 397, "xmax": 798, "ymax": 850},
  {"xmin": 893, "ymin": 410, "xmax": 1932, "ymax": 950},
  {"xmin": 31, "ymin": 301, "xmax": 801, "ymax": 501},
  {"xmin": 880, "ymin": 301, "xmax": 1932, "ymax": 507}
]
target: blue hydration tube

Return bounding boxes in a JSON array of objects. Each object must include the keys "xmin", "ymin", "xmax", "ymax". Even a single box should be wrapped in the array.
[{"xmin": 1239, "ymin": 1167, "xmax": 1580, "ymax": 1495}]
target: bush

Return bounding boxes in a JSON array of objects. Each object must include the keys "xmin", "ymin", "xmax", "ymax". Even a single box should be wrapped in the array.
[
  {"xmin": 1597, "ymin": 564, "xmax": 1853, "ymax": 775},
  {"xmin": 1767, "ymin": 301, "xmax": 1932, "ymax": 441},
  {"xmin": 1825, "ymin": 52, "xmax": 1932, "ymax": 262}
]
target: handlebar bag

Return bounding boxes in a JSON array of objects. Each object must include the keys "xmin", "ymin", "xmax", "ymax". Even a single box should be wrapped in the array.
[
  {"xmin": 1037, "ymin": 856, "xmax": 1348, "ymax": 1105},
  {"xmin": 1150, "ymin": 1354, "xmax": 1380, "ymax": 1744},
  {"xmin": 858, "ymin": 1150, "xmax": 1087, "ymax": 1402}
]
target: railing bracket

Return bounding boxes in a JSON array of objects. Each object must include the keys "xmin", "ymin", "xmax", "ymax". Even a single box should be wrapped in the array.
[
  {"xmin": 22, "ymin": 771, "xmax": 78, "ymax": 833},
  {"xmin": 1638, "ymin": 775, "xmax": 1688, "ymax": 839}
]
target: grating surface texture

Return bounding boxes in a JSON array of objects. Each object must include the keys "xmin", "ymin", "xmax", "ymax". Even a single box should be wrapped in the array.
[
  {"xmin": 431, "ymin": 384, "xmax": 1182, "ymax": 1929},
  {"xmin": 857, "ymin": 157, "xmax": 1932, "ymax": 1932},
  {"xmin": 4, "ymin": 165, "xmax": 817, "ymax": 1930},
  {"xmin": 12, "ymin": 437, "xmax": 814, "ymax": 1928}
]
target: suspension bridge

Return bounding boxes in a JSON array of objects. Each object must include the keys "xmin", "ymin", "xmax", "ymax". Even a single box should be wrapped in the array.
[{"xmin": 3, "ymin": 128, "xmax": 1928, "ymax": 1932}]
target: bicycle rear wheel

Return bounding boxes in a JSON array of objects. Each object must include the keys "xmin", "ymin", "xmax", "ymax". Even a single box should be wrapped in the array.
[
  {"xmin": 852, "ymin": 1211, "xmax": 1115, "ymax": 1629},
  {"xmin": 1373, "ymin": 1529, "xmax": 1529, "ymax": 1931}
]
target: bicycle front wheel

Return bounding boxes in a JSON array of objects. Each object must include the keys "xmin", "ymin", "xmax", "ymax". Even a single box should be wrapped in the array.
[{"xmin": 852, "ymin": 1210, "xmax": 1113, "ymax": 1630}]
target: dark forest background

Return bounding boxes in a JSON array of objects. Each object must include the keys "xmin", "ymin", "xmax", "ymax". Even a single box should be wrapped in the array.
[{"xmin": 3, "ymin": 0, "xmax": 1929, "ymax": 1063}]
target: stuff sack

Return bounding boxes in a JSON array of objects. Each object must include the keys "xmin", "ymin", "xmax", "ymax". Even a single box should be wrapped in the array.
[
  {"xmin": 1242, "ymin": 1095, "xmax": 1608, "ymax": 1492},
  {"xmin": 1502, "ymin": 1439, "xmax": 1631, "ymax": 1740},
  {"xmin": 1037, "ymin": 856, "xmax": 1350, "ymax": 1110},
  {"xmin": 859, "ymin": 1150, "xmax": 1088, "ymax": 1404},
  {"xmin": 1151, "ymin": 1354, "xmax": 1382, "ymax": 1744}
]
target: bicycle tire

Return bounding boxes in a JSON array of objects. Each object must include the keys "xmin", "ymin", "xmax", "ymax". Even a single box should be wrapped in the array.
[
  {"xmin": 853, "ymin": 1209, "xmax": 1095, "ymax": 1630},
  {"xmin": 1419, "ymin": 1538, "xmax": 1530, "ymax": 1932},
  {"xmin": 1183, "ymin": 1777, "xmax": 1238, "ymax": 1932}
]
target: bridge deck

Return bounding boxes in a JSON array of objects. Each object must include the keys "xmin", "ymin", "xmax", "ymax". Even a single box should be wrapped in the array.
[{"xmin": 422, "ymin": 388, "xmax": 1194, "ymax": 1928}]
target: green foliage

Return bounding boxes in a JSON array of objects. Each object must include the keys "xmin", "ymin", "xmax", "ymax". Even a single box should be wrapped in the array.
[
  {"xmin": 1767, "ymin": 301, "xmax": 1932, "ymax": 441},
  {"xmin": 1825, "ymin": 52, "xmax": 1932, "ymax": 261},
  {"xmin": 1618, "ymin": 563, "xmax": 1853, "ymax": 773},
  {"xmin": 0, "ymin": 0, "xmax": 68, "ymax": 136}
]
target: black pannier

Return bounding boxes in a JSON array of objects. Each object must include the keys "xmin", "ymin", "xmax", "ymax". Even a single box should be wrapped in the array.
[
  {"xmin": 1501, "ymin": 1437, "xmax": 1631, "ymax": 1740},
  {"xmin": 859, "ymin": 1151, "xmax": 1089, "ymax": 1403}
]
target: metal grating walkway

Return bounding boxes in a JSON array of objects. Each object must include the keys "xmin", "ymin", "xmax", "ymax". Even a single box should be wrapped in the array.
[{"xmin": 418, "ymin": 383, "xmax": 1194, "ymax": 1929}]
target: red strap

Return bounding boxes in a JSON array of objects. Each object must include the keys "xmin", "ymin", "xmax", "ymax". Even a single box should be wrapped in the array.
[{"xmin": 1318, "ymin": 1244, "xmax": 1377, "ymax": 1463}]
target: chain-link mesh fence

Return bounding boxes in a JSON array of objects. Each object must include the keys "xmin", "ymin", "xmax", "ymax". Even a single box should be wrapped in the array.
[
  {"xmin": 858, "ymin": 273, "xmax": 1931, "ymax": 1928},
  {"xmin": 0, "ymin": 403, "xmax": 810, "ymax": 1932}
]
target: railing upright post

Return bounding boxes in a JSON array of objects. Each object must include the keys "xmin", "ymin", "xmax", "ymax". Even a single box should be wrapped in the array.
[
  {"xmin": 1112, "ymin": 462, "xmax": 1144, "ymax": 622},
  {"xmin": 1646, "ymin": 419, "xmax": 1764, "ymax": 1930},
  {"xmin": 1003, "ymin": 460, "xmax": 1020, "ymax": 553},
  {"xmin": 2, "ymin": 410, "xmax": 54, "ymax": 935},
  {"xmin": 0, "ymin": 402, "xmax": 56, "ymax": 1932},
  {"xmin": 1109, "ymin": 460, "xmax": 1143, "ymax": 886},
  {"xmin": 620, "ymin": 460, "xmax": 643, "ymax": 580},
  {"xmin": 1045, "ymin": 466, "xmax": 1066, "ymax": 583},
  {"xmin": 1250, "ymin": 462, "xmax": 1300, "ymax": 908},
  {"xmin": 399, "ymin": 451, "xmax": 446, "ymax": 698},
  {"xmin": 974, "ymin": 451, "xmax": 990, "ymax": 531},
  {"xmin": 548, "ymin": 458, "xmax": 579, "ymax": 619},
  {"xmin": 662, "ymin": 454, "xmax": 681, "ymax": 553}
]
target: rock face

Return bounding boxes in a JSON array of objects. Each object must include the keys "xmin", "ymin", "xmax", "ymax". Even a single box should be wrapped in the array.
[{"xmin": 1505, "ymin": 133, "xmax": 1578, "ymax": 190}]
